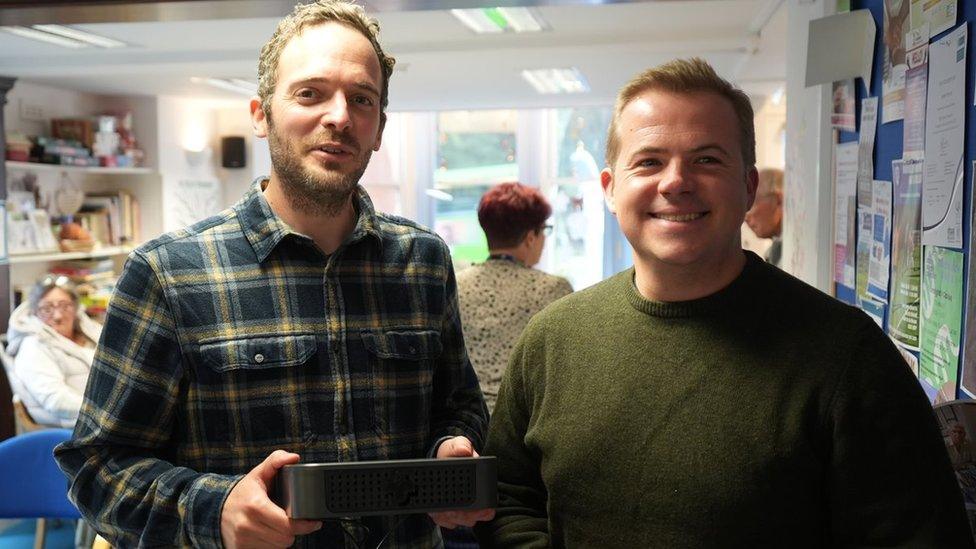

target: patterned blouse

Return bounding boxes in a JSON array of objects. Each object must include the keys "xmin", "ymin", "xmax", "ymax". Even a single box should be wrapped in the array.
[{"xmin": 457, "ymin": 257, "xmax": 573, "ymax": 410}]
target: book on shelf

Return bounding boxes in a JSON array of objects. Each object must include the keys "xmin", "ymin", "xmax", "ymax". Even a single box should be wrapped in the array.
[
  {"xmin": 49, "ymin": 258, "xmax": 116, "ymax": 283},
  {"xmin": 76, "ymin": 189, "xmax": 139, "ymax": 246}
]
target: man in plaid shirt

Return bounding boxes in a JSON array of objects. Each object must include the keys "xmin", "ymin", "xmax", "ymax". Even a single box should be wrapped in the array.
[{"xmin": 54, "ymin": 1, "xmax": 491, "ymax": 547}]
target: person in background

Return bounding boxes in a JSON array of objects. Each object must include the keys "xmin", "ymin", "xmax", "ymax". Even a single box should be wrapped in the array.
[
  {"xmin": 744, "ymin": 167, "xmax": 783, "ymax": 266},
  {"xmin": 476, "ymin": 58, "xmax": 972, "ymax": 548},
  {"xmin": 6, "ymin": 275, "xmax": 101, "ymax": 428},
  {"xmin": 457, "ymin": 182, "xmax": 573, "ymax": 411},
  {"xmin": 55, "ymin": 1, "xmax": 490, "ymax": 547}
]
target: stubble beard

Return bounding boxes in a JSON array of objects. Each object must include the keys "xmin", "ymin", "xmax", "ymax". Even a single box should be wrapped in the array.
[{"xmin": 267, "ymin": 119, "xmax": 372, "ymax": 217}]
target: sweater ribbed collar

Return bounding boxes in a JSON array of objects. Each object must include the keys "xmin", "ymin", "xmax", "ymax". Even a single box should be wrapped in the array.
[{"xmin": 625, "ymin": 251, "xmax": 763, "ymax": 318}]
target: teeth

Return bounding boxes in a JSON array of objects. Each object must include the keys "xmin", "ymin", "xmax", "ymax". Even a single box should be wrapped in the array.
[
  {"xmin": 655, "ymin": 213, "xmax": 704, "ymax": 222},
  {"xmin": 320, "ymin": 147, "xmax": 343, "ymax": 154}
]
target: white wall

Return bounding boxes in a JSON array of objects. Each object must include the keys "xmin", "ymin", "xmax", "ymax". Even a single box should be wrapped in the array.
[
  {"xmin": 784, "ymin": 0, "xmax": 834, "ymax": 291},
  {"xmin": 3, "ymin": 81, "xmax": 98, "ymax": 137},
  {"xmin": 755, "ymin": 97, "xmax": 786, "ymax": 170},
  {"xmin": 215, "ymin": 104, "xmax": 259, "ymax": 207},
  {"xmin": 155, "ymin": 96, "xmax": 223, "ymax": 232}
]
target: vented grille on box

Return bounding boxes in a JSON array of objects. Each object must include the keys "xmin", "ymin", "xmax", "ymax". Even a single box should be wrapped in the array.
[
  {"xmin": 325, "ymin": 463, "xmax": 475, "ymax": 513},
  {"xmin": 276, "ymin": 457, "xmax": 497, "ymax": 519}
]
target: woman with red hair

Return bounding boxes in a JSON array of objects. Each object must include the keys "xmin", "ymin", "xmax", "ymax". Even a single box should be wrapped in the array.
[{"xmin": 457, "ymin": 182, "xmax": 573, "ymax": 411}]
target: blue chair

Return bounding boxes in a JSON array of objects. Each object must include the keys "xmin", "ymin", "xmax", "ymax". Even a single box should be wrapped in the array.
[{"xmin": 0, "ymin": 429, "xmax": 80, "ymax": 548}]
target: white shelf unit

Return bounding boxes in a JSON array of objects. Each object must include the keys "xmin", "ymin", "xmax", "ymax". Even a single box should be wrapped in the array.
[
  {"xmin": 5, "ymin": 161, "xmax": 153, "ymax": 176},
  {"xmin": 8, "ymin": 245, "xmax": 134, "ymax": 265},
  {"xmin": 4, "ymin": 163, "xmax": 162, "ymax": 306}
]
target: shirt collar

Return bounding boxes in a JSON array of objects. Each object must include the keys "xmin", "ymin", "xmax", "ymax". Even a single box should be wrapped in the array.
[{"xmin": 236, "ymin": 177, "xmax": 383, "ymax": 263}]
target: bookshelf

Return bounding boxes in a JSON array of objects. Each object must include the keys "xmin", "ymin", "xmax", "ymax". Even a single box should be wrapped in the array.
[{"xmin": 4, "ymin": 159, "xmax": 163, "ymax": 321}]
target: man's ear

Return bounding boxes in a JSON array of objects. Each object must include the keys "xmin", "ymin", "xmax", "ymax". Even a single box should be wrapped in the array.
[
  {"xmin": 250, "ymin": 96, "xmax": 268, "ymax": 138},
  {"xmin": 744, "ymin": 167, "xmax": 759, "ymax": 210},
  {"xmin": 373, "ymin": 112, "xmax": 386, "ymax": 152},
  {"xmin": 601, "ymin": 167, "xmax": 616, "ymax": 214}
]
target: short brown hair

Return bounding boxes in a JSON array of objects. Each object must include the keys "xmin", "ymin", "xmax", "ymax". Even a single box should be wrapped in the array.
[
  {"xmin": 605, "ymin": 58, "xmax": 755, "ymax": 169},
  {"xmin": 257, "ymin": 0, "xmax": 396, "ymax": 119},
  {"xmin": 478, "ymin": 183, "xmax": 552, "ymax": 249}
]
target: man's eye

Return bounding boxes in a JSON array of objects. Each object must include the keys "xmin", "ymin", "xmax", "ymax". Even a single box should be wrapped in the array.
[
  {"xmin": 637, "ymin": 159, "xmax": 661, "ymax": 168},
  {"xmin": 696, "ymin": 156, "xmax": 720, "ymax": 164},
  {"xmin": 296, "ymin": 89, "xmax": 319, "ymax": 100},
  {"xmin": 352, "ymin": 95, "xmax": 375, "ymax": 106}
]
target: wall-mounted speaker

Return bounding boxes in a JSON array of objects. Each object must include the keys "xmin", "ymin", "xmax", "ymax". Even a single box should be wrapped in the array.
[{"xmin": 221, "ymin": 136, "xmax": 246, "ymax": 168}]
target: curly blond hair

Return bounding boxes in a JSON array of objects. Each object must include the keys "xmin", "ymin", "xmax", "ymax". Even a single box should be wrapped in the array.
[{"xmin": 257, "ymin": 0, "xmax": 396, "ymax": 119}]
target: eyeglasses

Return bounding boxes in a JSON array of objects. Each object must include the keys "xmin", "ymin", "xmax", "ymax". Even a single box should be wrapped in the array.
[
  {"xmin": 37, "ymin": 300, "xmax": 76, "ymax": 318},
  {"xmin": 40, "ymin": 274, "xmax": 71, "ymax": 288}
]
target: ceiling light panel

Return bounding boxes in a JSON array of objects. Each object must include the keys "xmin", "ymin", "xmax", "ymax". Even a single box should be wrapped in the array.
[
  {"xmin": 451, "ymin": 7, "xmax": 547, "ymax": 34},
  {"xmin": 1, "ymin": 26, "xmax": 88, "ymax": 49},
  {"xmin": 191, "ymin": 77, "xmax": 257, "ymax": 96},
  {"xmin": 31, "ymin": 25, "xmax": 127, "ymax": 48},
  {"xmin": 521, "ymin": 68, "xmax": 590, "ymax": 95}
]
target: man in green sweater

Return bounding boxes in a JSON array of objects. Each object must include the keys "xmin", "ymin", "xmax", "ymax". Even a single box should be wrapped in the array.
[{"xmin": 474, "ymin": 58, "xmax": 973, "ymax": 548}]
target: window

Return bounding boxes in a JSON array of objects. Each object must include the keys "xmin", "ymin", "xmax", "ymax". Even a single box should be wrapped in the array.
[
  {"xmin": 541, "ymin": 106, "xmax": 629, "ymax": 290},
  {"xmin": 433, "ymin": 110, "xmax": 517, "ymax": 265}
]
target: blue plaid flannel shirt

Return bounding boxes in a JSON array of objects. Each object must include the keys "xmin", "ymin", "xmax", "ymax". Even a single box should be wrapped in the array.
[{"xmin": 55, "ymin": 179, "xmax": 488, "ymax": 548}]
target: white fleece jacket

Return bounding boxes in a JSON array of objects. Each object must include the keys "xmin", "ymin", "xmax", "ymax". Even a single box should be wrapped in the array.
[{"xmin": 6, "ymin": 302, "xmax": 102, "ymax": 428}]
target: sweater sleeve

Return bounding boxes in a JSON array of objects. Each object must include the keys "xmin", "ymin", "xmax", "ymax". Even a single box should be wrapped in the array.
[
  {"xmin": 474, "ymin": 329, "xmax": 551, "ymax": 548},
  {"xmin": 13, "ymin": 337, "xmax": 84, "ymax": 424},
  {"xmin": 825, "ymin": 318, "xmax": 974, "ymax": 547}
]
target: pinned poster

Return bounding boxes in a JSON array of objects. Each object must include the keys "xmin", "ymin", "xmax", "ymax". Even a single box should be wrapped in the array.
[
  {"xmin": 832, "ymin": 80, "xmax": 857, "ymax": 132},
  {"xmin": 0, "ymin": 200, "xmax": 7, "ymax": 263},
  {"xmin": 920, "ymin": 245, "xmax": 964, "ymax": 404},
  {"xmin": 961, "ymin": 167, "xmax": 976, "ymax": 397},
  {"xmin": 903, "ymin": 42, "xmax": 927, "ymax": 160},
  {"xmin": 855, "ymin": 180, "xmax": 874, "ymax": 301},
  {"xmin": 806, "ymin": 10, "xmax": 876, "ymax": 89},
  {"xmin": 888, "ymin": 160, "xmax": 923, "ymax": 350},
  {"xmin": 858, "ymin": 97, "xmax": 879, "ymax": 183},
  {"xmin": 910, "ymin": 0, "xmax": 957, "ymax": 39},
  {"xmin": 867, "ymin": 179, "xmax": 892, "ymax": 302},
  {"xmin": 882, "ymin": 0, "xmax": 910, "ymax": 123},
  {"xmin": 834, "ymin": 142, "xmax": 858, "ymax": 294},
  {"xmin": 922, "ymin": 24, "xmax": 966, "ymax": 248}
]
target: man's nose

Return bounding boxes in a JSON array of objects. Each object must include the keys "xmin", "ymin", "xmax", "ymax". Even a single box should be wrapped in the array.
[
  {"xmin": 319, "ymin": 93, "xmax": 351, "ymax": 133},
  {"xmin": 658, "ymin": 160, "xmax": 694, "ymax": 195}
]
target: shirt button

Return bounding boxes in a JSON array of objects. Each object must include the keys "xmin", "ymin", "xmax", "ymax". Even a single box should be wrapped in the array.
[{"xmin": 254, "ymin": 353, "xmax": 265, "ymax": 363}]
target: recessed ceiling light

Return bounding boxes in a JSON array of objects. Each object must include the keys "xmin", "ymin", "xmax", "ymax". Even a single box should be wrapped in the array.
[
  {"xmin": 31, "ymin": 24, "xmax": 126, "ymax": 48},
  {"xmin": 426, "ymin": 189, "xmax": 454, "ymax": 201},
  {"xmin": 191, "ymin": 77, "xmax": 257, "ymax": 96},
  {"xmin": 521, "ymin": 68, "xmax": 590, "ymax": 95},
  {"xmin": 1, "ymin": 26, "xmax": 88, "ymax": 49},
  {"xmin": 451, "ymin": 7, "xmax": 547, "ymax": 34}
]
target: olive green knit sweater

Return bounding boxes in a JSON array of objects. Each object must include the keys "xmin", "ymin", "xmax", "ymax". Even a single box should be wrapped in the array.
[{"xmin": 476, "ymin": 253, "xmax": 972, "ymax": 548}]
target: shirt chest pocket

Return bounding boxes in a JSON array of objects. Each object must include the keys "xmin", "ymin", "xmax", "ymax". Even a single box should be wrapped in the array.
[
  {"xmin": 361, "ymin": 329, "xmax": 441, "ymax": 440},
  {"xmin": 361, "ymin": 329, "xmax": 443, "ymax": 361},
  {"xmin": 197, "ymin": 334, "xmax": 317, "ymax": 374}
]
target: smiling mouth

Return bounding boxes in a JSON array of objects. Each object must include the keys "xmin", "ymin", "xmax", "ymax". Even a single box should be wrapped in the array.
[
  {"xmin": 313, "ymin": 146, "xmax": 351, "ymax": 155},
  {"xmin": 651, "ymin": 212, "xmax": 708, "ymax": 222}
]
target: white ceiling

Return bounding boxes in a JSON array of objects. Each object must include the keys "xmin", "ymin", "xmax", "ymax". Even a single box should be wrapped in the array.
[{"xmin": 0, "ymin": 0, "xmax": 787, "ymax": 111}]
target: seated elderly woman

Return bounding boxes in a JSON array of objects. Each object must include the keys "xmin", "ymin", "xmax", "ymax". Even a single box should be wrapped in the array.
[
  {"xmin": 6, "ymin": 275, "xmax": 102, "ymax": 428},
  {"xmin": 456, "ymin": 182, "xmax": 573, "ymax": 412}
]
